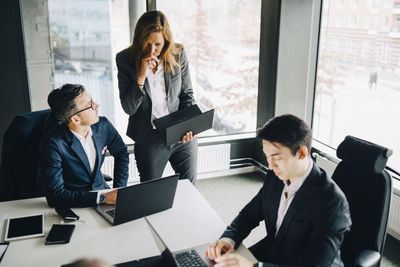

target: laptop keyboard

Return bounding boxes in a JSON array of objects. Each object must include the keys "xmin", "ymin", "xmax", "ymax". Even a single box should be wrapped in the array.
[
  {"xmin": 105, "ymin": 209, "xmax": 115, "ymax": 218},
  {"xmin": 175, "ymin": 249, "xmax": 207, "ymax": 267}
]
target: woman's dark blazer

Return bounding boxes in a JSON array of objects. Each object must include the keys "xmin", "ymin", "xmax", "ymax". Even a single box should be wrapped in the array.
[{"xmin": 116, "ymin": 44, "xmax": 195, "ymax": 144}]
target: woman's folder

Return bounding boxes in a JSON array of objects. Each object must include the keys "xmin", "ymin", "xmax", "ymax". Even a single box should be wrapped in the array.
[{"xmin": 153, "ymin": 105, "xmax": 214, "ymax": 145}]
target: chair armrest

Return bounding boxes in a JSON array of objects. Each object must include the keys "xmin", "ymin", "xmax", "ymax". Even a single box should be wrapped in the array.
[
  {"xmin": 355, "ymin": 250, "xmax": 381, "ymax": 267},
  {"xmin": 102, "ymin": 173, "xmax": 113, "ymax": 182}
]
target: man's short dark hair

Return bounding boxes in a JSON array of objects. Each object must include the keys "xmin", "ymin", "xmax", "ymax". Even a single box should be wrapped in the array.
[
  {"xmin": 47, "ymin": 84, "xmax": 85, "ymax": 124},
  {"xmin": 256, "ymin": 114, "xmax": 312, "ymax": 156}
]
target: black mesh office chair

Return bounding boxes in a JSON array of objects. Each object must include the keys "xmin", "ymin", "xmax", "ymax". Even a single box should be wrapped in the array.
[
  {"xmin": 0, "ymin": 109, "xmax": 55, "ymax": 201},
  {"xmin": 332, "ymin": 135, "xmax": 392, "ymax": 267},
  {"xmin": 0, "ymin": 109, "xmax": 113, "ymax": 202}
]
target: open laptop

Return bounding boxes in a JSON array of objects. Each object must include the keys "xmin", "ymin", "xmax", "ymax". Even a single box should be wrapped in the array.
[
  {"xmin": 116, "ymin": 218, "xmax": 215, "ymax": 267},
  {"xmin": 95, "ymin": 174, "xmax": 179, "ymax": 226},
  {"xmin": 153, "ymin": 105, "xmax": 214, "ymax": 146}
]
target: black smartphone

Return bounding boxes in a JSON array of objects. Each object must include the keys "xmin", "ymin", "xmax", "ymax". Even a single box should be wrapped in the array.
[
  {"xmin": 55, "ymin": 207, "xmax": 79, "ymax": 221},
  {"xmin": 0, "ymin": 242, "xmax": 9, "ymax": 262},
  {"xmin": 45, "ymin": 224, "xmax": 75, "ymax": 245}
]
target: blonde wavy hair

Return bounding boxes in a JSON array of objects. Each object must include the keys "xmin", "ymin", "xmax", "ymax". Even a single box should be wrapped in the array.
[{"xmin": 130, "ymin": 10, "xmax": 180, "ymax": 74}]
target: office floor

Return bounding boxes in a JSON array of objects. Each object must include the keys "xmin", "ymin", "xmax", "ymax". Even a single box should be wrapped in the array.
[{"xmin": 196, "ymin": 172, "xmax": 400, "ymax": 267}]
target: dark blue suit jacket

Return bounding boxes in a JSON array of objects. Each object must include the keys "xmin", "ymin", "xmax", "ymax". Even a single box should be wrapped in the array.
[
  {"xmin": 39, "ymin": 117, "xmax": 129, "ymax": 207},
  {"xmin": 222, "ymin": 163, "xmax": 352, "ymax": 266}
]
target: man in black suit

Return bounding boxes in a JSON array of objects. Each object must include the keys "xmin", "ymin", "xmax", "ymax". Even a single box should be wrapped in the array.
[
  {"xmin": 39, "ymin": 84, "xmax": 129, "ymax": 207},
  {"xmin": 206, "ymin": 114, "xmax": 351, "ymax": 267}
]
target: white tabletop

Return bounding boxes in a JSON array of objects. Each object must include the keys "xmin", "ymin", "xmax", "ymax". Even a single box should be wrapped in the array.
[
  {"xmin": 146, "ymin": 180, "xmax": 257, "ymax": 262},
  {"xmin": 0, "ymin": 180, "xmax": 256, "ymax": 266},
  {"xmin": 0, "ymin": 198, "xmax": 160, "ymax": 266}
]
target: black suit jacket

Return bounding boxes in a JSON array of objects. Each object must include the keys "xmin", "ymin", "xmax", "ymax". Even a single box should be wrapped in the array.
[
  {"xmin": 222, "ymin": 163, "xmax": 352, "ymax": 266},
  {"xmin": 116, "ymin": 44, "xmax": 195, "ymax": 144},
  {"xmin": 39, "ymin": 117, "xmax": 129, "ymax": 207}
]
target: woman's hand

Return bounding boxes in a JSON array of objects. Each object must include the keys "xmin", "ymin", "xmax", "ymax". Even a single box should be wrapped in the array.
[
  {"xmin": 137, "ymin": 54, "xmax": 159, "ymax": 85},
  {"xmin": 179, "ymin": 131, "xmax": 197, "ymax": 144}
]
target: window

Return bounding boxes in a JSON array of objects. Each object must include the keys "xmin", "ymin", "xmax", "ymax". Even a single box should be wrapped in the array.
[
  {"xmin": 337, "ymin": 0, "xmax": 344, "ymax": 8},
  {"xmin": 364, "ymin": 16, "xmax": 371, "ymax": 29},
  {"xmin": 335, "ymin": 15, "xmax": 343, "ymax": 27},
  {"xmin": 313, "ymin": 0, "xmax": 400, "ymax": 170},
  {"xmin": 380, "ymin": 43, "xmax": 390, "ymax": 63},
  {"xmin": 383, "ymin": 16, "xmax": 390, "ymax": 31},
  {"xmin": 361, "ymin": 40, "xmax": 370, "ymax": 57},
  {"xmin": 158, "ymin": 0, "xmax": 261, "ymax": 136},
  {"xmin": 351, "ymin": 0, "xmax": 358, "ymax": 8},
  {"xmin": 347, "ymin": 37, "xmax": 353, "ymax": 52},
  {"xmin": 48, "ymin": 0, "xmax": 133, "ymax": 142},
  {"xmin": 48, "ymin": 0, "xmax": 115, "ymax": 122},
  {"xmin": 350, "ymin": 15, "xmax": 357, "ymax": 27}
]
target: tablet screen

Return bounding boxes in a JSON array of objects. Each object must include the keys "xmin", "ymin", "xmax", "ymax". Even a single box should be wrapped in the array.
[{"xmin": 5, "ymin": 214, "xmax": 44, "ymax": 241}]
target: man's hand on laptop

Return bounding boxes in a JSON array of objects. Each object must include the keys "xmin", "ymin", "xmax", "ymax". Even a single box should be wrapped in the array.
[
  {"xmin": 214, "ymin": 253, "xmax": 255, "ymax": 267},
  {"xmin": 179, "ymin": 131, "xmax": 197, "ymax": 144},
  {"xmin": 205, "ymin": 239, "xmax": 234, "ymax": 260},
  {"xmin": 104, "ymin": 189, "xmax": 118, "ymax": 204}
]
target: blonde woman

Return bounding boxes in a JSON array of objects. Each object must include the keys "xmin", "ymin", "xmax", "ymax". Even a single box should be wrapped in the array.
[{"xmin": 116, "ymin": 10, "xmax": 197, "ymax": 184}]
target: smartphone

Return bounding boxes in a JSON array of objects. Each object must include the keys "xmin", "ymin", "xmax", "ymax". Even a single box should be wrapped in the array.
[
  {"xmin": 45, "ymin": 224, "xmax": 75, "ymax": 245},
  {"xmin": 55, "ymin": 207, "xmax": 79, "ymax": 221},
  {"xmin": 0, "ymin": 242, "xmax": 9, "ymax": 262}
]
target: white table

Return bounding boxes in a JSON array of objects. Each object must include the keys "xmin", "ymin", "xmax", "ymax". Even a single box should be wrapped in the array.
[
  {"xmin": 146, "ymin": 180, "xmax": 257, "ymax": 262},
  {"xmin": 0, "ymin": 197, "xmax": 160, "ymax": 266},
  {"xmin": 0, "ymin": 180, "xmax": 256, "ymax": 266}
]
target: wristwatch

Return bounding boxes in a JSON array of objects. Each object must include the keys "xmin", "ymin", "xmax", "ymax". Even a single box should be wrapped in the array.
[{"xmin": 100, "ymin": 194, "xmax": 106, "ymax": 204}]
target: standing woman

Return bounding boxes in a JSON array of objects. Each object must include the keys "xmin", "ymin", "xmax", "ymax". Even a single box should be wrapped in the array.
[{"xmin": 116, "ymin": 10, "xmax": 197, "ymax": 184}]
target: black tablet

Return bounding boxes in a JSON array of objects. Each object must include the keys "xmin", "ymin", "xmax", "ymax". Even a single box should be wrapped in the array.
[{"xmin": 5, "ymin": 214, "xmax": 45, "ymax": 241}]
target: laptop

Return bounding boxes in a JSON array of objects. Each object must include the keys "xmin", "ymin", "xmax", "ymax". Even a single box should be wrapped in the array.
[
  {"xmin": 95, "ymin": 174, "xmax": 179, "ymax": 226},
  {"xmin": 153, "ymin": 105, "xmax": 214, "ymax": 146},
  {"xmin": 116, "ymin": 218, "xmax": 215, "ymax": 267}
]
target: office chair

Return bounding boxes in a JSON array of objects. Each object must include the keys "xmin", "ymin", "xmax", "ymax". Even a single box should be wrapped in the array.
[
  {"xmin": 0, "ymin": 110, "xmax": 113, "ymax": 202},
  {"xmin": 332, "ymin": 135, "xmax": 392, "ymax": 267},
  {"xmin": 0, "ymin": 109, "xmax": 55, "ymax": 201}
]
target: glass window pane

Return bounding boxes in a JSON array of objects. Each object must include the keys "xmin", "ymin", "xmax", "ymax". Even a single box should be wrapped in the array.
[
  {"xmin": 48, "ymin": 0, "xmax": 131, "ymax": 142},
  {"xmin": 158, "ymin": 0, "xmax": 261, "ymax": 136},
  {"xmin": 313, "ymin": 0, "xmax": 400, "ymax": 169}
]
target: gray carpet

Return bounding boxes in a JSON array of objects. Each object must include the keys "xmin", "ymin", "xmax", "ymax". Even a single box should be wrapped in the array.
[{"xmin": 195, "ymin": 172, "xmax": 400, "ymax": 266}]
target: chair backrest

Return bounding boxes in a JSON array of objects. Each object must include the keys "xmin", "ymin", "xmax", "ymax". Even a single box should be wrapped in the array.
[
  {"xmin": 332, "ymin": 135, "xmax": 392, "ymax": 266},
  {"xmin": 0, "ymin": 109, "xmax": 56, "ymax": 201}
]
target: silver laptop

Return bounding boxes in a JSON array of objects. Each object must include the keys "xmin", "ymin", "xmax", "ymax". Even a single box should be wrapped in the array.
[
  {"xmin": 146, "ymin": 217, "xmax": 215, "ymax": 267},
  {"xmin": 95, "ymin": 174, "xmax": 179, "ymax": 226}
]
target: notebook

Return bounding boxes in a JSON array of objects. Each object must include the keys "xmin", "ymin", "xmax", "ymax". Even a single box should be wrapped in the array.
[
  {"xmin": 153, "ymin": 105, "xmax": 214, "ymax": 146},
  {"xmin": 95, "ymin": 174, "xmax": 179, "ymax": 226}
]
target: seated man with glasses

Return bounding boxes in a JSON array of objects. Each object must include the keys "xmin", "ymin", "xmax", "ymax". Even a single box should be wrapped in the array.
[{"xmin": 39, "ymin": 83, "xmax": 129, "ymax": 207}]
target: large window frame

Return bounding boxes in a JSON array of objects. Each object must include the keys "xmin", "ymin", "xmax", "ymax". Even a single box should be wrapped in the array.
[
  {"xmin": 308, "ymin": 0, "xmax": 400, "ymax": 183},
  {"xmin": 131, "ymin": 0, "xmax": 280, "ymax": 162}
]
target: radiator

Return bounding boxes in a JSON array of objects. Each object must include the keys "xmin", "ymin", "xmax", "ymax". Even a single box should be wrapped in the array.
[
  {"xmin": 101, "ymin": 153, "xmax": 139, "ymax": 184},
  {"xmin": 388, "ymin": 194, "xmax": 400, "ymax": 240},
  {"xmin": 101, "ymin": 143, "xmax": 231, "ymax": 183},
  {"xmin": 197, "ymin": 144, "xmax": 231, "ymax": 173},
  {"xmin": 314, "ymin": 153, "xmax": 400, "ymax": 241}
]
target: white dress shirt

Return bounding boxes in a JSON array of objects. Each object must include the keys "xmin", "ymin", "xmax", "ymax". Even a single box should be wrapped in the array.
[
  {"xmin": 70, "ymin": 128, "xmax": 102, "ymax": 204},
  {"xmin": 70, "ymin": 128, "xmax": 96, "ymax": 173},
  {"xmin": 275, "ymin": 159, "xmax": 313, "ymax": 235},
  {"xmin": 221, "ymin": 159, "xmax": 314, "ymax": 267},
  {"xmin": 146, "ymin": 63, "xmax": 169, "ymax": 128}
]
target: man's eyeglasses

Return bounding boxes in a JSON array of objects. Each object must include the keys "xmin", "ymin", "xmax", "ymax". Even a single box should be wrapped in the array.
[{"xmin": 71, "ymin": 99, "xmax": 94, "ymax": 117}]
